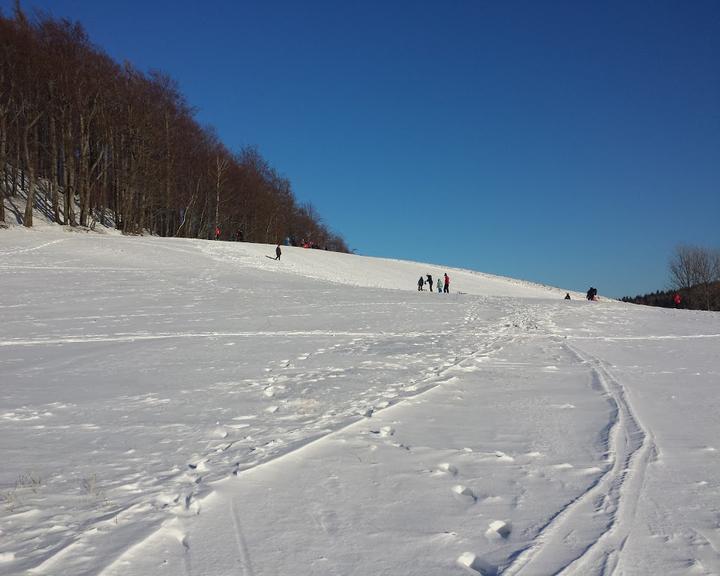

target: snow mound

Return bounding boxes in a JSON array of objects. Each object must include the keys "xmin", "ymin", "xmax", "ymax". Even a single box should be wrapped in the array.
[{"xmin": 457, "ymin": 552, "xmax": 497, "ymax": 575}]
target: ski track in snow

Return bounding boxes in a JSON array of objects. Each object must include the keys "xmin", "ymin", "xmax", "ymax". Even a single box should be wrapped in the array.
[
  {"xmin": 0, "ymin": 330, "xmax": 428, "ymax": 347},
  {"xmin": 0, "ymin": 238, "xmax": 67, "ymax": 256},
  {"xmin": 501, "ymin": 341, "xmax": 655, "ymax": 576},
  {"xmin": 230, "ymin": 497, "xmax": 257, "ymax": 576}
]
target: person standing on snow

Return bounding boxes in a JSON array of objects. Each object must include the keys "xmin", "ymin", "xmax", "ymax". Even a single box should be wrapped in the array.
[
  {"xmin": 418, "ymin": 276, "xmax": 424, "ymax": 291},
  {"xmin": 275, "ymin": 245, "xmax": 282, "ymax": 260},
  {"xmin": 443, "ymin": 273, "xmax": 450, "ymax": 294},
  {"xmin": 437, "ymin": 277, "xmax": 442, "ymax": 293},
  {"xmin": 426, "ymin": 274, "xmax": 433, "ymax": 292}
]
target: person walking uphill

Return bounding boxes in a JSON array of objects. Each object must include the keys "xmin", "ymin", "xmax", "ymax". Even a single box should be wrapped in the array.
[
  {"xmin": 443, "ymin": 273, "xmax": 450, "ymax": 294},
  {"xmin": 275, "ymin": 244, "xmax": 282, "ymax": 261}
]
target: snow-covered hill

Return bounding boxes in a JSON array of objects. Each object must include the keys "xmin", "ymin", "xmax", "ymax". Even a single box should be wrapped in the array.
[{"xmin": 1, "ymin": 227, "xmax": 718, "ymax": 576}]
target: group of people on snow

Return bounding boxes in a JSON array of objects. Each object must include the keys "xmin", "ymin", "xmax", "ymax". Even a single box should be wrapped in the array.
[{"xmin": 418, "ymin": 273, "xmax": 450, "ymax": 293}]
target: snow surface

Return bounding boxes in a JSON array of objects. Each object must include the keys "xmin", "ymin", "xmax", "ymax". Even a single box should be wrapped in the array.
[{"xmin": 1, "ymin": 227, "xmax": 719, "ymax": 576}]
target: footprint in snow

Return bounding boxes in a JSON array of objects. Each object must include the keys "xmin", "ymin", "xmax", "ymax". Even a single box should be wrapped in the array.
[
  {"xmin": 452, "ymin": 485, "xmax": 477, "ymax": 502},
  {"xmin": 493, "ymin": 451, "xmax": 515, "ymax": 462},
  {"xmin": 436, "ymin": 462, "xmax": 458, "ymax": 476},
  {"xmin": 367, "ymin": 426, "xmax": 395, "ymax": 437},
  {"xmin": 485, "ymin": 520, "xmax": 512, "ymax": 539}
]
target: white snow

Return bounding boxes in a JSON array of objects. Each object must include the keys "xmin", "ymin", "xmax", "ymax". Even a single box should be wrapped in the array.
[{"xmin": 1, "ymin": 226, "xmax": 719, "ymax": 576}]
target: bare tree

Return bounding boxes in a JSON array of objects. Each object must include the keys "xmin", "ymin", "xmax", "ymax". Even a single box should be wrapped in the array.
[
  {"xmin": 214, "ymin": 148, "xmax": 230, "ymax": 239},
  {"xmin": 669, "ymin": 245, "xmax": 720, "ymax": 311},
  {"xmin": 669, "ymin": 245, "xmax": 696, "ymax": 292}
]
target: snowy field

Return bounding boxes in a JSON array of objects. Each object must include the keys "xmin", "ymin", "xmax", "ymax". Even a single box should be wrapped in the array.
[{"xmin": 1, "ymin": 227, "xmax": 719, "ymax": 576}]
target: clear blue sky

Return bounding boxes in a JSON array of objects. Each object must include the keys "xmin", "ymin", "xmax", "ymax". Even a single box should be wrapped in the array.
[{"xmin": 5, "ymin": 0, "xmax": 719, "ymax": 297}]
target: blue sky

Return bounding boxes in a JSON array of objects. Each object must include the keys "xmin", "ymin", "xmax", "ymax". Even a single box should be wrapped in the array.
[{"xmin": 5, "ymin": 0, "xmax": 719, "ymax": 297}]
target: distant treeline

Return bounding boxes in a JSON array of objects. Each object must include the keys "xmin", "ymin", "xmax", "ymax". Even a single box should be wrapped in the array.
[
  {"xmin": 0, "ymin": 6, "xmax": 348, "ymax": 250},
  {"xmin": 621, "ymin": 244, "xmax": 720, "ymax": 312},
  {"xmin": 620, "ymin": 283, "xmax": 720, "ymax": 311}
]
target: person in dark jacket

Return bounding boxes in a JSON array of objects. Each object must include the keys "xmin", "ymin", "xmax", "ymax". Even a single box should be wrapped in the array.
[
  {"xmin": 418, "ymin": 276, "xmax": 424, "ymax": 291},
  {"xmin": 586, "ymin": 287, "xmax": 597, "ymax": 301},
  {"xmin": 426, "ymin": 274, "xmax": 433, "ymax": 292},
  {"xmin": 275, "ymin": 245, "xmax": 282, "ymax": 260},
  {"xmin": 564, "ymin": 293, "xmax": 571, "ymax": 300}
]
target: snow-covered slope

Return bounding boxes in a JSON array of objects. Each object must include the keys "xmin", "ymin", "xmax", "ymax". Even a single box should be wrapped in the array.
[
  {"xmin": 1, "ymin": 227, "xmax": 718, "ymax": 576},
  {"xmin": 192, "ymin": 236, "xmax": 580, "ymax": 299}
]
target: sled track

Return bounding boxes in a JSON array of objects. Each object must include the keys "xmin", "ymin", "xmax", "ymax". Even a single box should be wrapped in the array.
[
  {"xmin": 230, "ymin": 498, "xmax": 257, "ymax": 576},
  {"xmin": 502, "ymin": 342, "xmax": 655, "ymax": 576}
]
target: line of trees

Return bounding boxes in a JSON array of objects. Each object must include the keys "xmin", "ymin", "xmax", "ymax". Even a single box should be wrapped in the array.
[
  {"xmin": 621, "ymin": 245, "xmax": 720, "ymax": 311},
  {"xmin": 0, "ymin": 5, "xmax": 348, "ymax": 251}
]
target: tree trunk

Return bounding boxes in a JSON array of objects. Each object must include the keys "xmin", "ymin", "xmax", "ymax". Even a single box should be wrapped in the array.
[
  {"xmin": 48, "ymin": 114, "xmax": 61, "ymax": 222},
  {"xmin": 12, "ymin": 124, "xmax": 20, "ymax": 196},
  {"xmin": 78, "ymin": 113, "xmax": 89, "ymax": 226},
  {"xmin": 0, "ymin": 114, "xmax": 7, "ymax": 224},
  {"xmin": 22, "ymin": 120, "xmax": 37, "ymax": 227}
]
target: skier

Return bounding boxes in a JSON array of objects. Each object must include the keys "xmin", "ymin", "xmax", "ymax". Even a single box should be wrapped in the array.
[
  {"xmin": 418, "ymin": 276, "xmax": 424, "ymax": 291},
  {"xmin": 437, "ymin": 277, "xmax": 442, "ymax": 293},
  {"xmin": 275, "ymin": 245, "xmax": 282, "ymax": 261},
  {"xmin": 443, "ymin": 273, "xmax": 450, "ymax": 294},
  {"xmin": 426, "ymin": 274, "xmax": 433, "ymax": 292}
]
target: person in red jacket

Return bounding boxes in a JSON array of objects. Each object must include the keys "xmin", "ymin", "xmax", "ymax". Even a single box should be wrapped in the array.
[
  {"xmin": 443, "ymin": 273, "xmax": 450, "ymax": 294},
  {"xmin": 673, "ymin": 293, "xmax": 681, "ymax": 307}
]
